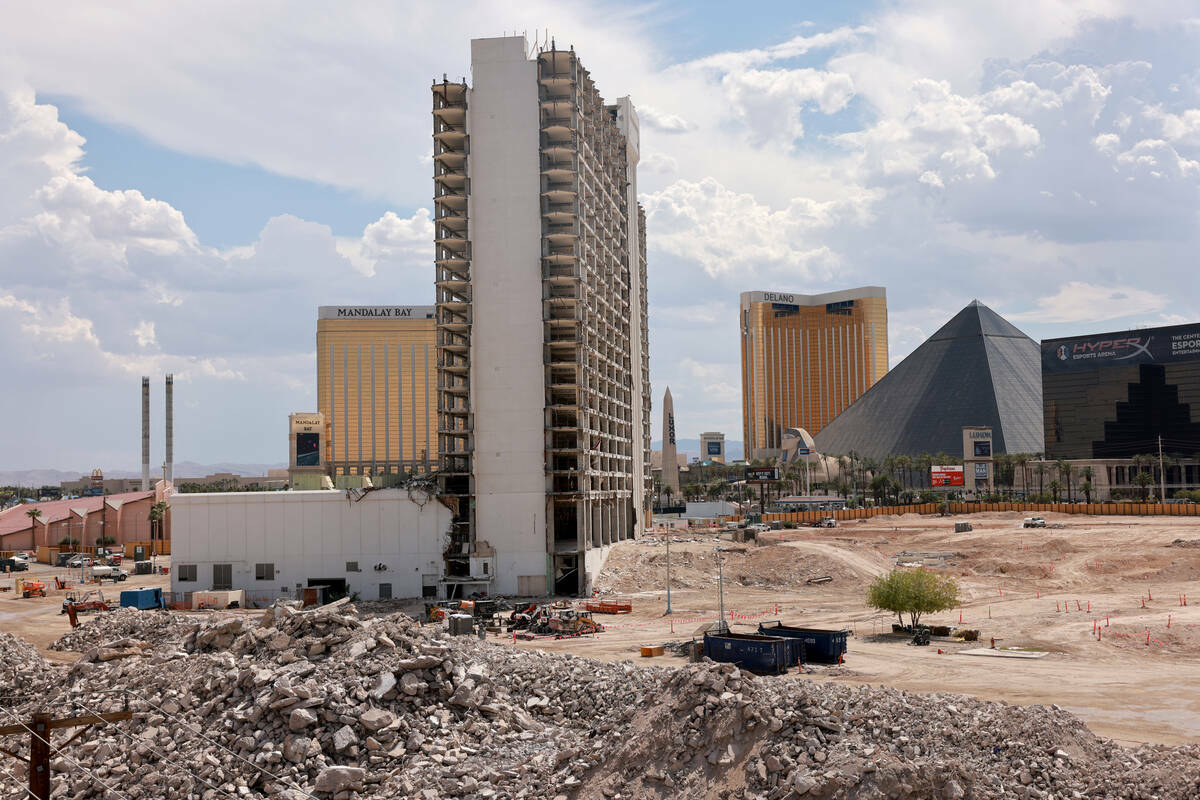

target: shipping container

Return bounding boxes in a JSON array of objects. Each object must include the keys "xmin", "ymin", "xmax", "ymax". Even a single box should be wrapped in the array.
[
  {"xmin": 757, "ymin": 621, "xmax": 849, "ymax": 664},
  {"xmin": 701, "ymin": 631, "xmax": 791, "ymax": 674}
]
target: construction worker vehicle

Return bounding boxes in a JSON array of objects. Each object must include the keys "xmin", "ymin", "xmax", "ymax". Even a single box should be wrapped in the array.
[
  {"xmin": 508, "ymin": 604, "xmax": 602, "ymax": 637},
  {"xmin": 426, "ymin": 597, "xmax": 506, "ymax": 624},
  {"xmin": 19, "ymin": 580, "xmax": 47, "ymax": 599},
  {"xmin": 61, "ymin": 590, "xmax": 110, "ymax": 614}
]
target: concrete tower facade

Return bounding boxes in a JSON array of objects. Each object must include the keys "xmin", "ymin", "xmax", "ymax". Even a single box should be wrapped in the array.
[{"xmin": 433, "ymin": 36, "xmax": 650, "ymax": 596}]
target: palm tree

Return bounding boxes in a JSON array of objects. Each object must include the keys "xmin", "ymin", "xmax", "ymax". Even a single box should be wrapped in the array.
[
  {"xmin": 895, "ymin": 455, "xmax": 912, "ymax": 493},
  {"xmin": 1079, "ymin": 466, "xmax": 1094, "ymax": 502},
  {"xmin": 1048, "ymin": 479, "xmax": 1062, "ymax": 502},
  {"xmin": 1132, "ymin": 470, "xmax": 1152, "ymax": 501},
  {"xmin": 1054, "ymin": 459, "xmax": 1073, "ymax": 502},
  {"xmin": 1013, "ymin": 453, "xmax": 1030, "ymax": 497},
  {"xmin": 1034, "ymin": 463, "xmax": 1047, "ymax": 498},
  {"xmin": 25, "ymin": 507, "xmax": 43, "ymax": 545}
]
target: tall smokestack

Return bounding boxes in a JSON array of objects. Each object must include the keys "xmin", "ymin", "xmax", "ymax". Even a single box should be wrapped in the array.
[
  {"xmin": 165, "ymin": 373, "xmax": 174, "ymax": 484},
  {"xmin": 141, "ymin": 376, "xmax": 150, "ymax": 491}
]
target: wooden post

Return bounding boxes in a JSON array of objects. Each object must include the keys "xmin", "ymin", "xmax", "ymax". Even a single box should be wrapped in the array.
[
  {"xmin": 30, "ymin": 712, "xmax": 50, "ymax": 800},
  {"xmin": 0, "ymin": 710, "xmax": 133, "ymax": 800}
]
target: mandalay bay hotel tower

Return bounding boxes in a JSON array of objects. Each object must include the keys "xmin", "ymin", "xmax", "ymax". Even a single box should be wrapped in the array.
[{"xmin": 741, "ymin": 288, "xmax": 888, "ymax": 461}]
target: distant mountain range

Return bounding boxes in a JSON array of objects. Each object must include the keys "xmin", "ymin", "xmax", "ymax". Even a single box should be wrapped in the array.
[
  {"xmin": 0, "ymin": 461, "xmax": 288, "ymax": 487},
  {"xmin": 3, "ymin": 442, "xmax": 746, "ymax": 488},
  {"xmin": 651, "ymin": 439, "xmax": 744, "ymax": 462}
]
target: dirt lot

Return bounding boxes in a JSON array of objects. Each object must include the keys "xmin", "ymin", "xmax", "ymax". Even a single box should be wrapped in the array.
[
  {"xmin": 0, "ymin": 560, "xmax": 171, "ymax": 662},
  {"xmin": 516, "ymin": 513, "xmax": 1200, "ymax": 746},
  {"xmin": 3, "ymin": 513, "xmax": 1198, "ymax": 747}
]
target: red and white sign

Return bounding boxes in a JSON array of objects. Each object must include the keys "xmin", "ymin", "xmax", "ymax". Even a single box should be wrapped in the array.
[{"xmin": 931, "ymin": 465, "xmax": 964, "ymax": 487}]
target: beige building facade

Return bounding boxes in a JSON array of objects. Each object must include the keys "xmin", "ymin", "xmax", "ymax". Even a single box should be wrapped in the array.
[
  {"xmin": 741, "ymin": 287, "xmax": 888, "ymax": 460},
  {"xmin": 317, "ymin": 306, "xmax": 437, "ymax": 476}
]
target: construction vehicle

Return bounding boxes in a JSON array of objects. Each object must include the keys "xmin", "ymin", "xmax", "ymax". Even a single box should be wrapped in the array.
[
  {"xmin": 19, "ymin": 580, "xmax": 47, "ymax": 599},
  {"xmin": 90, "ymin": 565, "xmax": 129, "ymax": 583},
  {"xmin": 511, "ymin": 606, "xmax": 603, "ymax": 637},
  {"xmin": 427, "ymin": 597, "xmax": 506, "ymax": 624},
  {"xmin": 61, "ymin": 590, "xmax": 110, "ymax": 615}
]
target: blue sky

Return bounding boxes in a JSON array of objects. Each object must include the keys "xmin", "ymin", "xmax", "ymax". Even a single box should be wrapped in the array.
[{"xmin": 1, "ymin": 1, "xmax": 1197, "ymax": 471}]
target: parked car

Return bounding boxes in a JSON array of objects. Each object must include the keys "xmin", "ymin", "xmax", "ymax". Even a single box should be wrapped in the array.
[
  {"xmin": 1022, "ymin": 516, "xmax": 1047, "ymax": 528},
  {"xmin": 11, "ymin": 552, "xmax": 31, "ymax": 563},
  {"xmin": 56, "ymin": 552, "xmax": 75, "ymax": 567},
  {"xmin": 0, "ymin": 558, "xmax": 29, "ymax": 572},
  {"xmin": 67, "ymin": 556, "xmax": 95, "ymax": 569}
]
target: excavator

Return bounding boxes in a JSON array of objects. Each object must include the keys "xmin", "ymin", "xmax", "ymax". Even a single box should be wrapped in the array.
[{"xmin": 61, "ymin": 590, "xmax": 110, "ymax": 615}]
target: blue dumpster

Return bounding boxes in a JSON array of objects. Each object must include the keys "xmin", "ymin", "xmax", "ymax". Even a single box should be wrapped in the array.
[
  {"xmin": 758, "ymin": 621, "xmax": 849, "ymax": 664},
  {"xmin": 120, "ymin": 587, "xmax": 165, "ymax": 610},
  {"xmin": 702, "ymin": 631, "xmax": 790, "ymax": 674}
]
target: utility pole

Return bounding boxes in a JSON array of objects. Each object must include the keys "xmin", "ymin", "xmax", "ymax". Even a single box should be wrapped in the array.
[
  {"xmin": 1158, "ymin": 435, "xmax": 1166, "ymax": 502},
  {"xmin": 0, "ymin": 708, "xmax": 132, "ymax": 799}
]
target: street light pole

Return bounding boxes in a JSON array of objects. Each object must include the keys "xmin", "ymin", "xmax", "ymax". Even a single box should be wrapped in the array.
[
  {"xmin": 665, "ymin": 531, "xmax": 672, "ymax": 614},
  {"xmin": 716, "ymin": 546, "xmax": 727, "ymax": 633}
]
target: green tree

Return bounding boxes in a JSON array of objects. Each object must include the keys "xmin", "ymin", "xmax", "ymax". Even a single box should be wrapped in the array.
[
  {"xmin": 1080, "ymin": 480, "xmax": 1094, "ymax": 503},
  {"xmin": 867, "ymin": 569, "xmax": 960, "ymax": 629},
  {"xmin": 1048, "ymin": 479, "xmax": 1062, "ymax": 502}
]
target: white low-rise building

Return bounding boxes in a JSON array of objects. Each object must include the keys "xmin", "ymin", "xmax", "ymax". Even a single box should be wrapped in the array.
[{"xmin": 170, "ymin": 489, "xmax": 456, "ymax": 603}]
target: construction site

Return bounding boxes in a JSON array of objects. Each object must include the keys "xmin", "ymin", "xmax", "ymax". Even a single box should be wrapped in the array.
[{"xmin": 1, "ymin": 509, "xmax": 1199, "ymax": 798}]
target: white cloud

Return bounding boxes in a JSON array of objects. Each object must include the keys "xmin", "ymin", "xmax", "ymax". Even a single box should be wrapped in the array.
[
  {"xmin": 1008, "ymin": 282, "xmax": 1168, "ymax": 323},
  {"xmin": 722, "ymin": 68, "xmax": 855, "ymax": 147},
  {"xmin": 838, "ymin": 78, "xmax": 1042, "ymax": 185},
  {"xmin": 684, "ymin": 25, "xmax": 873, "ymax": 74},
  {"xmin": 644, "ymin": 177, "xmax": 873, "ymax": 280},
  {"xmin": 132, "ymin": 320, "xmax": 156, "ymax": 348},
  {"xmin": 1114, "ymin": 138, "xmax": 1200, "ymax": 178},
  {"xmin": 638, "ymin": 106, "xmax": 693, "ymax": 134},
  {"xmin": 1146, "ymin": 106, "xmax": 1200, "ymax": 144}
]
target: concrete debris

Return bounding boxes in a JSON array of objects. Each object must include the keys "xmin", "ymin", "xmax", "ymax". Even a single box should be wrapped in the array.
[
  {"xmin": 51, "ymin": 607, "xmax": 195, "ymax": 652},
  {"xmin": 3, "ymin": 601, "xmax": 1197, "ymax": 799}
]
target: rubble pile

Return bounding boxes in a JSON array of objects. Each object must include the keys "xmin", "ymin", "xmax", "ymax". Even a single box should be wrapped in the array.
[
  {"xmin": 0, "ymin": 632, "xmax": 59, "ymax": 704},
  {"xmin": 6, "ymin": 602, "xmax": 1200, "ymax": 799},
  {"xmin": 584, "ymin": 664, "xmax": 1200, "ymax": 799},
  {"xmin": 51, "ymin": 607, "xmax": 197, "ymax": 652}
]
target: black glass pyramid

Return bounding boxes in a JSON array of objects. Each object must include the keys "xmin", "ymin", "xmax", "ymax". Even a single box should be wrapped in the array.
[{"xmin": 813, "ymin": 301, "xmax": 1044, "ymax": 458}]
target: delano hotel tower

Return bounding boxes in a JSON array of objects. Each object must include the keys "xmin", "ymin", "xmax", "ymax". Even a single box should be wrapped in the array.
[
  {"xmin": 741, "ymin": 288, "xmax": 888, "ymax": 460},
  {"xmin": 432, "ymin": 37, "xmax": 651, "ymax": 596}
]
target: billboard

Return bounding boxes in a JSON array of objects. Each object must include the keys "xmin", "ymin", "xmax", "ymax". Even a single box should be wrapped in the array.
[
  {"xmin": 745, "ymin": 466, "xmax": 779, "ymax": 482},
  {"xmin": 706, "ymin": 441, "xmax": 722, "ymax": 455},
  {"xmin": 973, "ymin": 440, "xmax": 991, "ymax": 458},
  {"xmin": 1042, "ymin": 322, "xmax": 1200, "ymax": 374},
  {"xmin": 931, "ymin": 465, "xmax": 964, "ymax": 487},
  {"xmin": 296, "ymin": 433, "xmax": 321, "ymax": 467}
]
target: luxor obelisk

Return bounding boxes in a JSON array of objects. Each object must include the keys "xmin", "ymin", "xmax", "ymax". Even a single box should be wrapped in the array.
[{"xmin": 662, "ymin": 387, "xmax": 680, "ymax": 498}]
